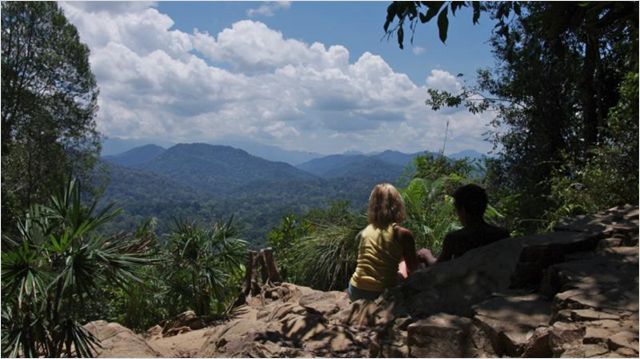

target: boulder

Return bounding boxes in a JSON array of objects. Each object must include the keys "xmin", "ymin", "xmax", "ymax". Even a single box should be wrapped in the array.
[
  {"xmin": 608, "ymin": 331, "xmax": 639, "ymax": 354},
  {"xmin": 395, "ymin": 237, "xmax": 523, "ymax": 317},
  {"xmin": 548, "ymin": 321, "xmax": 586, "ymax": 357},
  {"xmin": 83, "ymin": 321, "xmax": 162, "ymax": 357},
  {"xmin": 555, "ymin": 204, "xmax": 639, "ymax": 236},
  {"xmin": 521, "ymin": 327, "xmax": 552, "ymax": 357},
  {"xmin": 333, "ymin": 298, "xmax": 397, "ymax": 328},
  {"xmin": 512, "ymin": 231, "xmax": 601, "ymax": 288},
  {"xmin": 162, "ymin": 310, "xmax": 206, "ymax": 337},
  {"xmin": 547, "ymin": 247, "xmax": 639, "ymax": 314},
  {"xmin": 473, "ymin": 293, "xmax": 552, "ymax": 356},
  {"xmin": 298, "ymin": 290, "xmax": 349, "ymax": 317},
  {"xmin": 146, "ymin": 324, "xmax": 163, "ymax": 341},
  {"xmin": 197, "ymin": 319, "xmax": 275, "ymax": 357},
  {"xmin": 407, "ymin": 313, "xmax": 487, "ymax": 358}
]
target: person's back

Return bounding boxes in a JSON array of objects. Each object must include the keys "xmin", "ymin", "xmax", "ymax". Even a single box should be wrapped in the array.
[
  {"xmin": 348, "ymin": 183, "xmax": 420, "ymax": 301},
  {"xmin": 437, "ymin": 221, "xmax": 510, "ymax": 262},
  {"xmin": 432, "ymin": 183, "xmax": 510, "ymax": 263},
  {"xmin": 350, "ymin": 223, "xmax": 403, "ymax": 292}
]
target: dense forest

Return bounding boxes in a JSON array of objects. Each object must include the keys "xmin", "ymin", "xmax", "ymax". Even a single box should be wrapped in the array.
[{"xmin": 1, "ymin": 1, "xmax": 637, "ymax": 357}]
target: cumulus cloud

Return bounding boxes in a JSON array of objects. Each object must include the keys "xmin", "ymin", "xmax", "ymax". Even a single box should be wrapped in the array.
[
  {"xmin": 426, "ymin": 69, "xmax": 463, "ymax": 93},
  {"xmin": 59, "ymin": 2, "xmax": 492, "ymax": 154},
  {"xmin": 246, "ymin": 1, "xmax": 291, "ymax": 17}
]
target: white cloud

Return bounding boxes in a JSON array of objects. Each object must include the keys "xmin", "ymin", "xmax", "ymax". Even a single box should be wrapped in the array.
[
  {"xmin": 426, "ymin": 69, "xmax": 463, "ymax": 93},
  {"xmin": 412, "ymin": 46, "xmax": 425, "ymax": 55},
  {"xmin": 59, "ymin": 2, "xmax": 492, "ymax": 155},
  {"xmin": 247, "ymin": 1, "xmax": 291, "ymax": 17}
]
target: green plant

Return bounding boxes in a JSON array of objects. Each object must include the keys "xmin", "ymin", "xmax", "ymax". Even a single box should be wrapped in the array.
[
  {"xmin": 1, "ymin": 180, "xmax": 152, "ymax": 357},
  {"xmin": 163, "ymin": 217, "xmax": 247, "ymax": 316},
  {"xmin": 267, "ymin": 214, "xmax": 310, "ymax": 283},
  {"xmin": 295, "ymin": 212, "xmax": 368, "ymax": 291},
  {"xmin": 400, "ymin": 176, "xmax": 463, "ymax": 252}
]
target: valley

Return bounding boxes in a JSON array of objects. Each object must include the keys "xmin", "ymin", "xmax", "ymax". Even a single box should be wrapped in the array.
[{"xmin": 98, "ymin": 142, "xmax": 482, "ymax": 245}]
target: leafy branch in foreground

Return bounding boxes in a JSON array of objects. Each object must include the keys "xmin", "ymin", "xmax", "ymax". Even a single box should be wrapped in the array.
[{"xmin": 1, "ymin": 179, "xmax": 154, "ymax": 357}]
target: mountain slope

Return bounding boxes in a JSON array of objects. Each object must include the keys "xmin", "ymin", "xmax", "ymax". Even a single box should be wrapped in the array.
[
  {"xmin": 217, "ymin": 139, "xmax": 323, "ymax": 165},
  {"xmin": 103, "ymin": 144, "xmax": 166, "ymax": 167},
  {"xmin": 95, "ymin": 161, "xmax": 220, "ymax": 235},
  {"xmin": 135, "ymin": 143, "xmax": 319, "ymax": 194}
]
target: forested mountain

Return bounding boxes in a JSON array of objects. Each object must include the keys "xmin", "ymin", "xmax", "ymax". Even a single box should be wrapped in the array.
[
  {"xmin": 296, "ymin": 150, "xmax": 423, "ymax": 178},
  {"xmin": 96, "ymin": 161, "xmax": 221, "ymax": 235},
  {"xmin": 103, "ymin": 144, "xmax": 166, "ymax": 167},
  {"xmin": 448, "ymin": 149, "xmax": 485, "ymax": 161},
  {"xmin": 98, "ymin": 143, "xmax": 488, "ymax": 244},
  {"xmin": 134, "ymin": 143, "xmax": 318, "ymax": 194}
]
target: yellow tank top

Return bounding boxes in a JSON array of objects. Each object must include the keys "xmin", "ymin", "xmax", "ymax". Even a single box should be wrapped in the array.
[{"xmin": 349, "ymin": 223, "xmax": 403, "ymax": 292}]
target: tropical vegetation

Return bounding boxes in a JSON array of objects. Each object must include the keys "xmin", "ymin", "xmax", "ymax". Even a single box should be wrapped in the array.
[{"xmin": 1, "ymin": 2, "xmax": 637, "ymax": 357}]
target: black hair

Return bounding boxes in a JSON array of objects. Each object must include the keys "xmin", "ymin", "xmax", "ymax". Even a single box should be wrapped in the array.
[{"xmin": 452, "ymin": 184, "xmax": 488, "ymax": 217}]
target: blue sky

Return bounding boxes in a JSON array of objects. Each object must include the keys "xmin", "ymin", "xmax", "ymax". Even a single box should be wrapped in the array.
[
  {"xmin": 158, "ymin": 2, "xmax": 496, "ymax": 85},
  {"xmin": 61, "ymin": 1, "xmax": 499, "ymax": 155}
]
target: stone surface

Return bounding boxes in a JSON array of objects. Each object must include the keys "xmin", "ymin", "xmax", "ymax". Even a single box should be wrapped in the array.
[
  {"xmin": 555, "ymin": 205, "xmax": 639, "ymax": 235},
  {"xmin": 161, "ymin": 310, "xmax": 206, "ymax": 337},
  {"xmin": 395, "ymin": 236, "xmax": 523, "ymax": 318},
  {"xmin": 84, "ymin": 321, "xmax": 162, "ymax": 357},
  {"xmin": 473, "ymin": 293, "xmax": 552, "ymax": 356},
  {"xmin": 571, "ymin": 309, "xmax": 620, "ymax": 321},
  {"xmin": 407, "ymin": 313, "xmax": 478, "ymax": 358},
  {"xmin": 512, "ymin": 231, "xmax": 601, "ymax": 288},
  {"xmin": 549, "ymin": 249, "xmax": 639, "ymax": 314},
  {"xmin": 608, "ymin": 331, "xmax": 639, "ymax": 353},
  {"xmin": 521, "ymin": 327, "xmax": 552, "ymax": 357},
  {"xmin": 298, "ymin": 290, "xmax": 349, "ymax": 316},
  {"xmin": 548, "ymin": 321, "xmax": 586, "ymax": 357},
  {"xmin": 598, "ymin": 237, "xmax": 623, "ymax": 249}
]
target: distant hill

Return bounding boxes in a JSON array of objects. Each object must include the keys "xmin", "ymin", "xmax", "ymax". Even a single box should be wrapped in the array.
[
  {"xmin": 372, "ymin": 150, "xmax": 427, "ymax": 167},
  {"xmin": 448, "ymin": 149, "xmax": 486, "ymax": 160},
  {"xmin": 296, "ymin": 150, "xmax": 422, "ymax": 180},
  {"xmin": 103, "ymin": 144, "xmax": 165, "ymax": 167},
  {"xmin": 95, "ymin": 161, "xmax": 221, "ymax": 235},
  {"xmin": 96, "ymin": 142, "xmax": 487, "ymax": 244},
  {"xmin": 216, "ymin": 138, "xmax": 323, "ymax": 165},
  {"xmin": 134, "ymin": 143, "xmax": 318, "ymax": 195}
]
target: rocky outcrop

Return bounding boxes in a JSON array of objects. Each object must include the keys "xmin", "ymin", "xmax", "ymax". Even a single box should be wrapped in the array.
[
  {"xmin": 84, "ymin": 321, "xmax": 162, "ymax": 357},
  {"xmin": 84, "ymin": 205, "xmax": 638, "ymax": 357},
  {"xmin": 393, "ymin": 235, "xmax": 523, "ymax": 318},
  {"xmin": 196, "ymin": 285, "xmax": 370, "ymax": 357},
  {"xmin": 473, "ymin": 293, "xmax": 552, "ymax": 356}
]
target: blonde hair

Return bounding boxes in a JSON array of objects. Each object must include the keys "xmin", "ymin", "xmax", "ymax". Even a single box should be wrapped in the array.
[{"xmin": 367, "ymin": 183, "xmax": 406, "ymax": 229}]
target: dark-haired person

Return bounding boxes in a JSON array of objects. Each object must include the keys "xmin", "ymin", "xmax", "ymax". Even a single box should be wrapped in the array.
[
  {"xmin": 418, "ymin": 183, "xmax": 510, "ymax": 265},
  {"xmin": 348, "ymin": 183, "xmax": 421, "ymax": 301}
]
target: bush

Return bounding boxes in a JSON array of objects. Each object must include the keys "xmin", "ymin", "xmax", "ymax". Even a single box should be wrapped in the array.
[
  {"xmin": 1, "ymin": 180, "xmax": 153, "ymax": 357},
  {"xmin": 162, "ymin": 217, "xmax": 247, "ymax": 316}
]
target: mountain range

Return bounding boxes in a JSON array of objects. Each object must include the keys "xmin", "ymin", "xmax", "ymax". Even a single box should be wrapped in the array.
[{"xmin": 98, "ymin": 142, "xmax": 485, "ymax": 245}]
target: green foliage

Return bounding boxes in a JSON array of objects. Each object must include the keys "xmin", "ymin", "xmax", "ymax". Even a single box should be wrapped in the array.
[
  {"xmin": 267, "ymin": 215, "xmax": 311, "ymax": 282},
  {"xmin": 295, "ymin": 209, "xmax": 368, "ymax": 291},
  {"xmin": 163, "ymin": 217, "xmax": 247, "ymax": 316},
  {"xmin": 400, "ymin": 176, "xmax": 462, "ymax": 252},
  {"xmin": 1, "ymin": 180, "xmax": 153, "ymax": 357},
  {"xmin": 268, "ymin": 201, "xmax": 366, "ymax": 291},
  {"xmin": 2, "ymin": 2, "xmax": 100, "ymax": 232},
  {"xmin": 545, "ymin": 72, "xmax": 640, "ymax": 227},
  {"xmin": 402, "ymin": 154, "xmax": 504, "ymax": 252},
  {"xmin": 404, "ymin": 2, "xmax": 638, "ymax": 234},
  {"xmin": 413, "ymin": 153, "xmax": 472, "ymax": 182}
]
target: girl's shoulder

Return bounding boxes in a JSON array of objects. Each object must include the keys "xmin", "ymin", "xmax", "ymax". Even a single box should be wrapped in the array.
[{"xmin": 394, "ymin": 225, "xmax": 413, "ymax": 238}]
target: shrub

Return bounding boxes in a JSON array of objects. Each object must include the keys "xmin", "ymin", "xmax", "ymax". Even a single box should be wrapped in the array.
[{"xmin": 1, "ymin": 180, "xmax": 153, "ymax": 357}]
